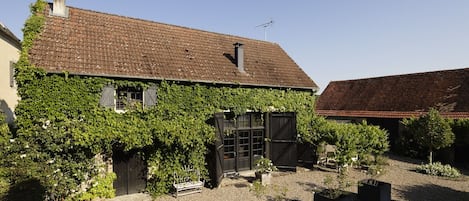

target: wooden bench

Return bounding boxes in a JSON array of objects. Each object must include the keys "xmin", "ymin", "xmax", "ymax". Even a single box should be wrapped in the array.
[{"xmin": 173, "ymin": 166, "xmax": 204, "ymax": 197}]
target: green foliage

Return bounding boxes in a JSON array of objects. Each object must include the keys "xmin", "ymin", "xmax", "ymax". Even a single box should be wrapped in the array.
[
  {"xmin": 269, "ymin": 184, "xmax": 288, "ymax": 201},
  {"xmin": 75, "ymin": 172, "xmax": 117, "ymax": 201},
  {"xmin": 321, "ymin": 168, "xmax": 352, "ymax": 199},
  {"xmin": 254, "ymin": 157, "xmax": 277, "ymax": 174},
  {"xmin": 398, "ymin": 118, "xmax": 469, "ymax": 160},
  {"xmin": 249, "ymin": 180, "xmax": 266, "ymax": 199},
  {"xmin": 416, "ymin": 162, "xmax": 461, "ymax": 178},
  {"xmin": 308, "ymin": 117, "xmax": 389, "ymax": 167},
  {"xmin": 16, "ymin": 0, "xmax": 47, "ymax": 92},
  {"xmin": 249, "ymin": 181, "xmax": 290, "ymax": 201},
  {"xmin": 0, "ymin": 113, "xmax": 11, "ymax": 198},
  {"xmin": 402, "ymin": 108, "xmax": 455, "ymax": 163},
  {"xmin": 451, "ymin": 119, "xmax": 469, "ymax": 146}
]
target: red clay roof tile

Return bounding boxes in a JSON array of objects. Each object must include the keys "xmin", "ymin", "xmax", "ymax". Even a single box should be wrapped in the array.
[
  {"xmin": 316, "ymin": 68, "xmax": 469, "ymax": 118},
  {"xmin": 29, "ymin": 4, "xmax": 318, "ymax": 90}
]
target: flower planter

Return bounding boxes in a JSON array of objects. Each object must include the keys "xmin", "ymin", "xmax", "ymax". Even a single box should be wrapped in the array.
[
  {"xmin": 358, "ymin": 179, "xmax": 391, "ymax": 201},
  {"xmin": 313, "ymin": 190, "xmax": 356, "ymax": 201},
  {"xmin": 255, "ymin": 172, "xmax": 272, "ymax": 185}
]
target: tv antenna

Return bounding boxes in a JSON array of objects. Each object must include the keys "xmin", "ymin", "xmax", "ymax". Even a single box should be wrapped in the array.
[{"xmin": 256, "ymin": 19, "xmax": 274, "ymax": 41}]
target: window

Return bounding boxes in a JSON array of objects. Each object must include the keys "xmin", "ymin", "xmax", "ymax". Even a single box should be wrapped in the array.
[
  {"xmin": 9, "ymin": 61, "xmax": 15, "ymax": 88},
  {"xmin": 116, "ymin": 87, "xmax": 143, "ymax": 111},
  {"xmin": 99, "ymin": 84, "xmax": 157, "ymax": 111}
]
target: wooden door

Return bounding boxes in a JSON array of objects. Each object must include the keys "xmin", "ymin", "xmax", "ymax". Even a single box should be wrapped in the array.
[
  {"xmin": 113, "ymin": 150, "xmax": 147, "ymax": 196},
  {"xmin": 268, "ymin": 112, "xmax": 297, "ymax": 171},
  {"xmin": 209, "ymin": 113, "xmax": 225, "ymax": 187}
]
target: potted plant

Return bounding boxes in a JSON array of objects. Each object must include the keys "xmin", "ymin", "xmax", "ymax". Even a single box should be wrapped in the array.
[
  {"xmin": 358, "ymin": 156, "xmax": 391, "ymax": 201},
  {"xmin": 254, "ymin": 157, "xmax": 277, "ymax": 185},
  {"xmin": 314, "ymin": 168, "xmax": 356, "ymax": 201},
  {"xmin": 358, "ymin": 179, "xmax": 391, "ymax": 201}
]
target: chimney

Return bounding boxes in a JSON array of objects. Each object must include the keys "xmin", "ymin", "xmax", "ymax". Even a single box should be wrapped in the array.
[
  {"xmin": 52, "ymin": 0, "xmax": 68, "ymax": 17},
  {"xmin": 234, "ymin": 42, "xmax": 245, "ymax": 73}
]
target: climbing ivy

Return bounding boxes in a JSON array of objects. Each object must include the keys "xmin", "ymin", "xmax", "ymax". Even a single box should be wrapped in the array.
[
  {"xmin": 0, "ymin": 113, "xmax": 11, "ymax": 198},
  {"xmin": 9, "ymin": 0, "xmax": 318, "ymax": 199}
]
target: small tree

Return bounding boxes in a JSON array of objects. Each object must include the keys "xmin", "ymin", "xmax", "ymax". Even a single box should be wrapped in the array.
[{"xmin": 413, "ymin": 108, "xmax": 455, "ymax": 164}]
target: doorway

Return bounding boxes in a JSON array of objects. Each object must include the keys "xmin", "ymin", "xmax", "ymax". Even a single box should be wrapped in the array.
[
  {"xmin": 112, "ymin": 149, "xmax": 147, "ymax": 196},
  {"xmin": 222, "ymin": 113, "xmax": 264, "ymax": 173}
]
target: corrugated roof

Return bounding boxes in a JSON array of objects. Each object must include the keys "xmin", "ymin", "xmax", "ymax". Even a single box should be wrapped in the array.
[
  {"xmin": 316, "ymin": 68, "xmax": 469, "ymax": 118},
  {"xmin": 29, "ymin": 4, "xmax": 318, "ymax": 90}
]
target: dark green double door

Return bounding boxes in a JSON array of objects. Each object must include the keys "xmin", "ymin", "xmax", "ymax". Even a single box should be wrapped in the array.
[{"xmin": 210, "ymin": 112, "xmax": 297, "ymax": 187}]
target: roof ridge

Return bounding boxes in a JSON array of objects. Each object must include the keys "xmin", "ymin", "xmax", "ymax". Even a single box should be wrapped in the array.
[
  {"xmin": 64, "ymin": 4, "xmax": 277, "ymax": 46},
  {"xmin": 330, "ymin": 67, "xmax": 469, "ymax": 83}
]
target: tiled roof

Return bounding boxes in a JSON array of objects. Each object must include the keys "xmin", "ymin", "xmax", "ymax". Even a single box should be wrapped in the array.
[
  {"xmin": 316, "ymin": 110, "xmax": 469, "ymax": 119},
  {"xmin": 316, "ymin": 68, "xmax": 469, "ymax": 119},
  {"xmin": 28, "ymin": 4, "xmax": 318, "ymax": 90}
]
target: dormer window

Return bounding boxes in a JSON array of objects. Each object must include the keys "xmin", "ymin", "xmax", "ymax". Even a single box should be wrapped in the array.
[{"xmin": 99, "ymin": 84, "xmax": 157, "ymax": 111}]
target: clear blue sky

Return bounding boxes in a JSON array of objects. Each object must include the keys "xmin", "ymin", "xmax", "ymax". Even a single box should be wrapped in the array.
[{"xmin": 2, "ymin": 0, "xmax": 469, "ymax": 93}]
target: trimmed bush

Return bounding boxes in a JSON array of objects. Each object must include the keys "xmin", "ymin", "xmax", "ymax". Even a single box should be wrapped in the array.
[{"xmin": 416, "ymin": 162, "xmax": 461, "ymax": 178}]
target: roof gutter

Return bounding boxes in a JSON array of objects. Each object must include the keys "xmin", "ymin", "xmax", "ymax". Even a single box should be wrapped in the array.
[
  {"xmin": 46, "ymin": 71, "xmax": 319, "ymax": 92},
  {"xmin": 0, "ymin": 25, "xmax": 21, "ymax": 49}
]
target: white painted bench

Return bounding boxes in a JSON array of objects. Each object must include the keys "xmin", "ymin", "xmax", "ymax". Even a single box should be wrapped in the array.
[{"xmin": 173, "ymin": 166, "xmax": 203, "ymax": 197}]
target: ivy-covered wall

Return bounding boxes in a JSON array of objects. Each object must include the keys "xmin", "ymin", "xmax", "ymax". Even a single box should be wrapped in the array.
[{"xmin": 7, "ymin": 1, "xmax": 317, "ymax": 199}]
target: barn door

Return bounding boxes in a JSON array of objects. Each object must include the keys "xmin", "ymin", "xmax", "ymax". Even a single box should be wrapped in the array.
[
  {"xmin": 113, "ymin": 150, "xmax": 147, "ymax": 196},
  {"xmin": 212, "ymin": 113, "xmax": 225, "ymax": 187},
  {"xmin": 268, "ymin": 112, "xmax": 297, "ymax": 171}
]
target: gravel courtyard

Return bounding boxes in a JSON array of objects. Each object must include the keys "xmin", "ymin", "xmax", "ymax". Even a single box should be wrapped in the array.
[{"xmin": 109, "ymin": 154, "xmax": 469, "ymax": 201}]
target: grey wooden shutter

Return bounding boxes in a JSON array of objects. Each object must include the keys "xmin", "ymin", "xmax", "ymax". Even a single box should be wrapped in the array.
[
  {"xmin": 143, "ymin": 84, "xmax": 157, "ymax": 108},
  {"xmin": 99, "ymin": 85, "xmax": 115, "ymax": 108},
  {"xmin": 9, "ymin": 61, "xmax": 15, "ymax": 88}
]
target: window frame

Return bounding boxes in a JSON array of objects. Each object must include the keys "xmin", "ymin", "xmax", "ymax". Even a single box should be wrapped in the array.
[{"xmin": 115, "ymin": 87, "xmax": 144, "ymax": 112}]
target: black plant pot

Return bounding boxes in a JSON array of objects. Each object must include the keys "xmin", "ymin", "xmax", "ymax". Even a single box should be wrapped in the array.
[
  {"xmin": 358, "ymin": 179, "xmax": 391, "ymax": 201},
  {"xmin": 314, "ymin": 190, "xmax": 356, "ymax": 201}
]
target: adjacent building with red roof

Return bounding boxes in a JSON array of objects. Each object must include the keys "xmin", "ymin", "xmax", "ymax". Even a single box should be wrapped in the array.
[
  {"xmin": 316, "ymin": 68, "xmax": 469, "ymax": 119},
  {"xmin": 316, "ymin": 67, "xmax": 469, "ymax": 164}
]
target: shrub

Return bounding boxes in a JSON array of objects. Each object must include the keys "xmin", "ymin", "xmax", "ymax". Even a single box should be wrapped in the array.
[
  {"xmin": 416, "ymin": 162, "xmax": 461, "ymax": 178},
  {"xmin": 310, "ymin": 118, "xmax": 389, "ymax": 168},
  {"xmin": 0, "ymin": 112, "xmax": 11, "ymax": 198},
  {"xmin": 75, "ymin": 172, "xmax": 117, "ymax": 200}
]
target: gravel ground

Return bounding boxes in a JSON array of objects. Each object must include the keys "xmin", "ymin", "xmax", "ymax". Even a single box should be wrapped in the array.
[{"xmin": 108, "ymin": 155, "xmax": 469, "ymax": 201}]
